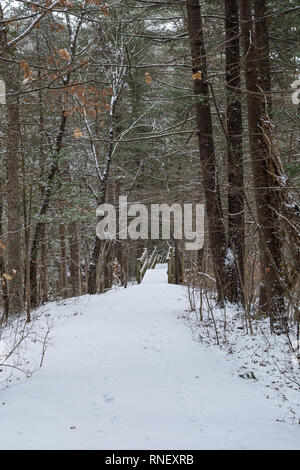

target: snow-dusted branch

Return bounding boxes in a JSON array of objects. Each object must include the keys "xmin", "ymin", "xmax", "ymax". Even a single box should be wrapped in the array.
[
  {"xmin": 112, "ymin": 103, "xmax": 156, "ymax": 158},
  {"xmin": 8, "ymin": 1, "xmax": 60, "ymax": 48}
]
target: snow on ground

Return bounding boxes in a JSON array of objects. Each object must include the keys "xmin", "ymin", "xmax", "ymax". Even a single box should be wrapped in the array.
[
  {"xmin": 0, "ymin": 264, "xmax": 299, "ymax": 450},
  {"xmin": 184, "ymin": 299, "xmax": 300, "ymax": 427}
]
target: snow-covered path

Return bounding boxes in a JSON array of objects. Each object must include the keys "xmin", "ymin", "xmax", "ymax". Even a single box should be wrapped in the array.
[{"xmin": 0, "ymin": 265, "xmax": 299, "ymax": 450}]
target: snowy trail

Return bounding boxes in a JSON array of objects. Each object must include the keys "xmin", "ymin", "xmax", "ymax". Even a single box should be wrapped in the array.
[{"xmin": 0, "ymin": 264, "xmax": 300, "ymax": 450}]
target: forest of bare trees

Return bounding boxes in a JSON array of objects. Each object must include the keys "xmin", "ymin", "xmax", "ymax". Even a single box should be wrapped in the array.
[{"xmin": 0, "ymin": 0, "xmax": 299, "ymax": 337}]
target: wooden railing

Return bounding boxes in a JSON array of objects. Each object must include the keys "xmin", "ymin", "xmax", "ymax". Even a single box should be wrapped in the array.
[
  {"xmin": 136, "ymin": 246, "xmax": 181, "ymax": 284},
  {"xmin": 148, "ymin": 247, "xmax": 158, "ymax": 269},
  {"xmin": 157, "ymin": 253, "xmax": 167, "ymax": 264},
  {"xmin": 136, "ymin": 248, "xmax": 148, "ymax": 284},
  {"xmin": 136, "ymin": 247, "xmax": 159, "ymax": 283}
]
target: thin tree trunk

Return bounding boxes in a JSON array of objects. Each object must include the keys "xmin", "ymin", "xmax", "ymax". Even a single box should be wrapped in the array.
[
  {"xmin": 124, "ymin": 243, "xmax": 129, "ymax": 288},
  {"xmin": 37, "ymin": 30, "xmax": 48, "ymax": 306},
  {"xmin": 87, "ymin": 96, "xmax": 118, "ymax": 294},
  {"xmin": 114, "ymin": 180, "xmax": 124, "ymax": 284},
  {"xmin": 59, "ymin": 224, "xmax": 67, "ymax": 298},
  {"xmin": 21, "ymin": 137, "xmax": 31, "ymax": 322},
  {"xmin": 87, "ymin": 237, "xmax": 101, "ymax": 295},
  {"xmin": 0, "ymin": 194, "xmax": 9, "ymax": 321},
  {"xmin": 30, "ymin": 111, "xmax": 67, "ymax": 307},
  {"xmin": 69, "ymin": 222, "xmax": 81, "ymax": 297},
  {"xmin": 104, "ymin": 241, "xmax": 113, "ymax": 292},
  {"xmin": 29, "ymin": 16, "xmax": 82, "ymax": 306},
  {"xmin": 39, "ymin": 222, "xmax": 48, "ymax": 303}
]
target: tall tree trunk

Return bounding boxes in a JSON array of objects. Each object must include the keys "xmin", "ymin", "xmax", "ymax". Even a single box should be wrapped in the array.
[
  {"xmin": 0, "ymin": 194, "xmax": 9, "ymax": 322},
  {"xmin": 114, "ymin": 180, "xmax": 124, "ymax": 284},
  {"xmin": 239, "ymin": 0, "xmax": 287, "ymax": 334},
  {"xmin": 225, "ymin": 0, "xmax": 245, "ymax": 305},
  {"xmin": 69, "ymin": 222, "xmax": 81, "ymax": 297},
  {"xmin": 253, "ymin": 0, "xmax": 272, "ymax": 115},
  {"xmin": 39, "ymin": 222, "xmax": 48, "ymax": 303},
  {"xmin": 87, "ymin": 96, "xmax": 118, "ymax": 294},
  {"xmin": 30, "ymin": 111, "xmax": 67, "ymax": 307},
  {"xmin": 36, "ymin": 30, "xmax": 48, "ymax": 306},
  {"xmin": 0, "ymin": 11, "xmax": 23, "ymax": 314},
  {"xmin": 253, "ymin": 0, "xmax": 272, "ymax": 310},
  {"xmin": 59, "ymin": 224, "xmax": 68, "ymax": 298},
  {"xmin": 186, "ymin": 0, "xmax": 230, "ymax": 303},
  {"xmin": 87, "ymin": 237, "xmax": 101, "ymax": 295},
  {"xmin": 21, "ymin": 136, "xmax": 31, "ymax": 322},
  {"xmin": 29, "ymin": 16, "xmax": 82, "ymax": 306},
  {"xmin": 103, "ymin": 241, "xmax": 113, "ymax": 292}
]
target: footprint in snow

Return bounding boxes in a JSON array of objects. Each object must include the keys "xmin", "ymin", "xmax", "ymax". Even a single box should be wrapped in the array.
[{"xmin": 103, "ymin": 394, "xmax": 114, "ymax": 404}]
